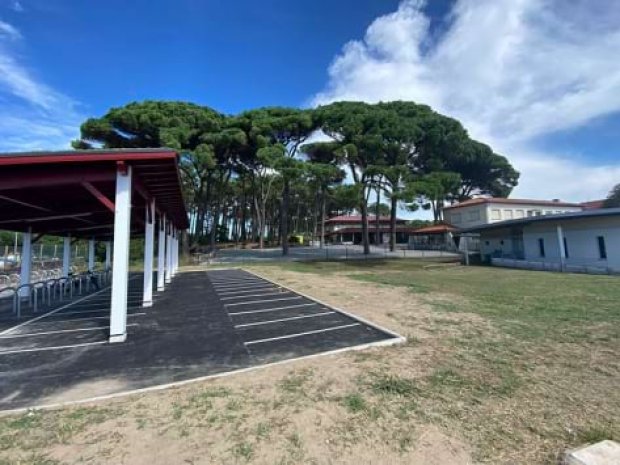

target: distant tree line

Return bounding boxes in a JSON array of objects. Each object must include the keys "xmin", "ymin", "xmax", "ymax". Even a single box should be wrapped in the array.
[{"xmin": 73, "ymin": 100, "xmax": 520, "ymax": 255}]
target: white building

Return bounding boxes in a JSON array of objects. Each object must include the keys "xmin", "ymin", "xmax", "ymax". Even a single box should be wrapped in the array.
[
  {"xmin": 443, "ymin": 198, "xmax": 583, "ymax": 228},
  {"xmin": 461, "ymin": 208, "xmax": 620, "ymax": 274}
]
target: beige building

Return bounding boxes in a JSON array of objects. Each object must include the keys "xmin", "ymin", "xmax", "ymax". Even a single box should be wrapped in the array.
[{"xmin": 443, "ymin": 198, "xmax": 583, "ymax": 228}]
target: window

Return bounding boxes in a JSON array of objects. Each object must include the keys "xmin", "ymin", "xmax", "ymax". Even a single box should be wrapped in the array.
[
  {"xmin": 544, "ymin": 210, "xmax": 554, "ymax": 215},
  {"xmin": 538, "ymin": 238, "xmax": 545, "ymax": 257},
  {"xmin": 598, "ymin": 236, "xmax": 607, "ymax": 259},
  {"xmin": 503, "ymin": 209, "xmax": 513, "ymax": 220},
  {"xmin": 468, "ymin": 210, "xmax": 480, "ymax": 221},
  {"xmin": 491, "ymin": 209, "xmax": 501, "ymax": 220},
  {"xmin": 563, "ymin": 237, "xmax": 569, "ymax": 258},
  {"xmin": 515, "ymin": 210, "xmax": 524, "ymax": 219}
]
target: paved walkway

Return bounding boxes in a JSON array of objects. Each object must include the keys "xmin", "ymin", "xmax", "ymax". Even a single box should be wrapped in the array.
[{"xmin": 0, "ymin": 270, "xmax": 400, "ymax": 411}]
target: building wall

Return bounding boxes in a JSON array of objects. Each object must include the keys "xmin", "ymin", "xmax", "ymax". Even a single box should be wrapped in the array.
[
  {"xmin": 445, "ymin": 202, "xmax": 581, "ymax": 228},
  {"xmin": 523, "ymin": 217, "xmax": 620, "ymax": 270},
  {"xmin": 480, "ymin": 216, "xmax": 620, "ymax": 272},
  {"xmin": 444, "ymin": 204, "xmax": 489, "ymax": 228},
  {"xmin": 485, "ymin": 203, "xmax": 581, "ymax": 223},
  {"xmin": 479, "ymin": 230, "xmax": 515, "ymax": 258}
]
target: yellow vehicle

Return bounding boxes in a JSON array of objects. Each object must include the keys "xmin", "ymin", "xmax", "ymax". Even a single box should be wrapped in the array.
[{"xmin": 288, "ymin": 235, "xmax": 304, "ymax": 245}]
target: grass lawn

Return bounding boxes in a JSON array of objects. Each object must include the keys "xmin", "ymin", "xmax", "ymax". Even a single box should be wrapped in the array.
[{"xmin": 1, "ymin": 260, "xmax": 618, "ymax": 464}]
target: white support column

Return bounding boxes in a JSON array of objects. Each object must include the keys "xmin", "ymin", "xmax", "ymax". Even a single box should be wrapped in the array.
[
  {"xmin": 87, "ymin": 238, "xmax": 95, "ymax": 272},
  {"xmin": 171, "ymin": 228, "xmax": 178, "ymax": 276},
  {"xmin": 105, "ymin": 241, "xmax": 111, "ymax": 270},
  {"xmin": 165, "ymin": 221, "xmax": 172, "ymax": 284},
  {"xmin": 174, "ymin": 231, "xmax": 179, "ymax": 274},
  {"xmin": 63, "ymin": 235, "xmax": 71, "ymax": 277},
  {"xmin": 556, "ymin": 224, "xmax": 566, "ymax": 272},
  {"xmin": 143, "ymin": 200, "xmax": 155, "ymax": 307},
  {"xmin": 109, "ymin": 165, "xmax": 132, "ymax": 343},
  {"xmin": 19, "ymin": 229, "xmax": 32, "ymax": 297},
  {"xmin": 157, "ymin": 214, "xmax": 166, "ymax": 291}
]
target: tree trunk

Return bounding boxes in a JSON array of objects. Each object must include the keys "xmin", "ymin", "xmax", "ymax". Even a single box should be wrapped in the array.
[
  {"xmin": 320, "ymin": 188, "xmax": 326, "ymax": 248},
  {"xmin": 281, "ymin": 179, "xmax": 290, "ymax": 255},
  {"xmin": 360, "ymin": 184, "xmax": 370, "ymax": 255},
  {"xmin": 181, "ymin": 230, "xmax": 190, "ymax": 261},
  {"xmin": 209, "ymin": 204, "xmax": 220, "ymax": 249},
  {"xmin": 375, "ymin": 185, "xmax": 381, "ymax": 245},
  {"xmin": 312, "ymin": 190, "xmax": 319, "ymax": 245},
  {"xmin": 390, "ymin": 195, "xmax": 398, "ymax": 252}
]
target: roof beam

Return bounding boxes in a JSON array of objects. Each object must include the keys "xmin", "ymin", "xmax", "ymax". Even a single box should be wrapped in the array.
[
  {"xmin": 82, "ymin": 181, "xmax": 115, "ymax": 212},
  {"xmin": 0, "ymin": 212, "xmax": 93, "ymax": 225},
  {"xmin": 0, "ymin": 194, "xmax": 54, "ymax": 212}
]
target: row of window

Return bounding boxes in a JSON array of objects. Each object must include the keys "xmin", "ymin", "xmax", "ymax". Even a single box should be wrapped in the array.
[
  {"xmin": 537, "ymin": 236, "xmax": 607, "ymax": 259},
  {"xmin": 450, "ymin": 208, "xmax": 573, "ymax": 224},
  {"xmin": 491, "ymin": 208, "xmax": 569, "ymax": 221}
]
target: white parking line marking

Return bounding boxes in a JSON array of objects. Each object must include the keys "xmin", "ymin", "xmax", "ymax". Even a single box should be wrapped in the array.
[
  {"xmin": 54, "ymin": 306, "xmax": 142, "ymax": 314},
  {"xmin": 228, "ymin": 303, "xmax": 317, "ymax": 316},
  {"xmin": 216, "ymin": 286, "xmax": 276, "ymax": 295},
  {"xmin": 214, "ymin": 286, "xmax": 274, "ymax": 294},
  {"xmin": 211, "ymin": 279, "xmax": 264, "ymax": 285},
  {"xmin": 212, "ymin": 282, "xmax": 266, "ymax": 290},
  {"xmin": 0, "ymin": 341, "xmax": 108, "ymax": 355},
  {"xmin": 244, "ymin": 323, "xmax": 361, "ymax": 345},
  {"xmin": 38, "ymin": 313, "xmax": 146, "ymax": 324},
  {"xmin": 235, "ymin": 311, "xmax": 335, "ymax": 328},
  {"xmin": 224, "ymin": 296, "xmax": 302, "ymax": 307},
  {"xmin": 0, "ymin": 323, "xmax": 139, "ymax": 339},
  {"xmin": 221, "ymin": 291, "xmax": 288, "ymax": 301}
]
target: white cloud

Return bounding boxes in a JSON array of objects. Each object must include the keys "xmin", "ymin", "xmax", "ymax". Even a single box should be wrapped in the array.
[
  {"xmin": 0, "ymin": 19, "xmax": 81, "ymax": 151},
  {"xmin": 0, "ymin": 19, "xmax": 20, "ymax": 40},
  {"xmin": 11, "ymin": 1, "xmax": 24, "ymax": 12},
  {"xmin": 312, "ymin": 0, "xmax": 620, "ymax": 202}
]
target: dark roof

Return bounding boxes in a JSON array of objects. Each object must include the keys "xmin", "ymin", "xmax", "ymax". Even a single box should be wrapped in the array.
[
  {"xmin": 443, "ymin": 197, "xmax": 582, "ymax": 210},
  {"xmin": 459, "ymin": 208, "xmax": 620, "ymax": 233},
  {"xmin": 0, "ymin": 148, "xmax": 189, "ymax": 238}
]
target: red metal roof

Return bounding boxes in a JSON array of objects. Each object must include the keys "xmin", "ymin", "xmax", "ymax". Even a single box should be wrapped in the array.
[
  {"xmin": 580, "ymin": 200, "xmax": 605, "ymax": 210},
  {"xmin": 0, "ymin": 149, "xmax": 189, "ymax": 238},
  {"xmin": 325, "ymin": 226, "xmax": 417, "ymax": 235},
  {"xmin": 409, "ymin": 223, "xmax": 457, "ymax": 234},
  {"xmin": 325, "ymin": 214, "xmax": 406, "ymax": 224},
  {"xmin": 443, "ymin": 197, "xmax": 582, "ymax": 210}
]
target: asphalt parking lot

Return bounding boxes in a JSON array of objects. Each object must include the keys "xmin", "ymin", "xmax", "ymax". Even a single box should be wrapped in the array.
[
  {"xmin": 0, "ymin": 270, "xmax": 402, "ymax": 411},
  {"xmin": 208, "ymin": 269, "xmax": 399, "ymax": 363}
]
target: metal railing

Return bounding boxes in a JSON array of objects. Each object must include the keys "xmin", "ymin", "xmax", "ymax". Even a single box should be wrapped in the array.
[{"xmin": 5, "ymin": 270, "xmax": 112, "ymax": 319}]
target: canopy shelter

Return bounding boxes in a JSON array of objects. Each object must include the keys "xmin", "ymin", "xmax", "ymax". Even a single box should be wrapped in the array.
[{"xmin": 0, "ymin": 148, "xmax": 188, "ymax": 342}]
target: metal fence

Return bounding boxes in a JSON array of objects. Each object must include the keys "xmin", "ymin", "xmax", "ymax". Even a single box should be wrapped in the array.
[
  {"xmin": 491, "ymin": 257, "xmax": 619, "ymax": 275},
  {"xmin": 201, "ymin": 244, "xmax": 462, "ymax": 266},
  {"xmin": 0, "ymin": 269, "xmax": 112, "ymax": 319}
]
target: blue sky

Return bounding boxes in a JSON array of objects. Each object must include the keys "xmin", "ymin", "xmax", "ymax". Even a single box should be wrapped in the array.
[{"xmin": 0, "ymin": 0, "xmax": 619, "ymax": 202}]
